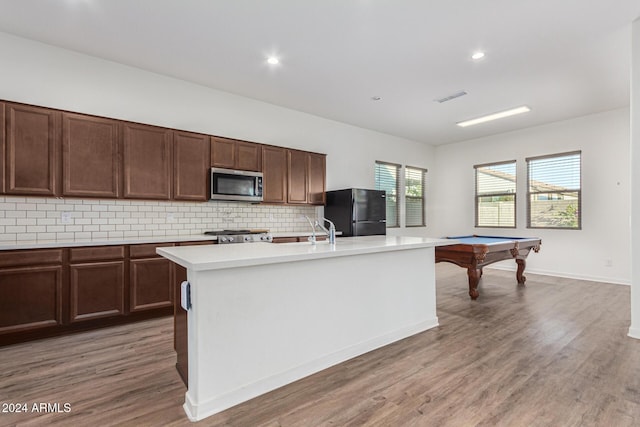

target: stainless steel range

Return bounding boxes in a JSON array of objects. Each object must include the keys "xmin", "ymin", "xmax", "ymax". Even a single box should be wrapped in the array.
[{"xmin": 203, "ymin": 229, "xmax": 272, "ymax": 244}]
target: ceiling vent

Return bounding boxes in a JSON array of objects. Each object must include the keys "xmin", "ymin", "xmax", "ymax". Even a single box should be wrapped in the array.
[{"xmin": 434, "ymin": 91, "xmax": 468, "ymax": 103}]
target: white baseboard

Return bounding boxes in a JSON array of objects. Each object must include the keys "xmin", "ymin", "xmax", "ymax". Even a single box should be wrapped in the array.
[
  {"xmin": 628, "ymin": 326, "xmax": 640, "ymax": 340},
  {"xmin": 486, "ymin": 265, "xmax": 631, "ymax": 286}
]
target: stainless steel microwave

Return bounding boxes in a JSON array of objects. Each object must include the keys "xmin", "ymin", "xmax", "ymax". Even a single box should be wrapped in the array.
[{"xmin": 210, "ymin": 167, "xmax": 263, "ymax": 202}]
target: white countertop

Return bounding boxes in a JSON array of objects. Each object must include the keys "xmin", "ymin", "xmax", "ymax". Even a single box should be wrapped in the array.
[
  {"xmin": 157, "ymin": 235, "xmax": 453, "ymax": 271},
  {"xmin": 0, "ymin": 231, "xmax": 334, "ymax": 250}
]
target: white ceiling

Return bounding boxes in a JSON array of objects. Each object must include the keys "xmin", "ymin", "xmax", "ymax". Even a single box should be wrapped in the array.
[{"xmin": 0, "ymin": 0, "xmax": 638, "ymax": 145}]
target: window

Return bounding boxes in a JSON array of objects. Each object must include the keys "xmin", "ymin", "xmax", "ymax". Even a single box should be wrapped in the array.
[
  {"xmin": 527, "ymin": 151, "xmax": 581, "ymax": 229},
  {"xmin": 375, "ymin": 161, "xmax": 400, "ymax": 227},
  {"xmin": 475, "ymin": 161, "xmax": 516, "ymax": 228},
  {"xmin": 405, "ymin": 166, "xmax": 427, "ymax": 227}
]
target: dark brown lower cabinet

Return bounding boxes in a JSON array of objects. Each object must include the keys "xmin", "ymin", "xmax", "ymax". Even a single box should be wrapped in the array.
[
  {"xmin": 175, "ymin": 264, "xmax": 189, "ymax": 386},
  {"xmin": 69, "ymin": 245, "xmax": 126, "ymax": 322},
  {"xmin": 172, "ymin": 240, "xmax": 214, "ymax": 386},
  {"xmin": 130, "ymin": 258, "xmax": 173, "ymax": 312},
  {"xmin": 0, "ymin": 265, "xmax": 63, "ymax": 334},
  {"xmin": 0, "ymin": 249, "xmax": 64, "ymax": 336},
  {"xmin": 129, "ymin": 243, "xmax": 174, "ymax": 312},
  {"xmin": 0, "ymin": 242, "xmax": 188, "ymax": 347},
  {"xmin": 70, "ymin": 262, "xmax": 125, "ymax": 321}
]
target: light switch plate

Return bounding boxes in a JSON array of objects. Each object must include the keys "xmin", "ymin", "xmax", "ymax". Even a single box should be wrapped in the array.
[{"xmin": 61, "ymin": 211, "xmax": 72, "ymax": 224}]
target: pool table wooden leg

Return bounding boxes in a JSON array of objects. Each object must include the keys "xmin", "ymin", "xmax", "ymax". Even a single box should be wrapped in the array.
[
  {"xmin": 467, "ymin": 267, "xmax": 481, "ymax": 300},
  {"xmin": 516, "ymin": 259, "xmax": 526, "ymax": 284}
]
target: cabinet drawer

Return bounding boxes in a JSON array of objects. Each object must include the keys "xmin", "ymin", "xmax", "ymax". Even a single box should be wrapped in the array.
[
  {"xmin": 0, "ymin": 249, "xmax": 63, "ymax": 268},
  {"xmin": 129, "ymin": 243, "xmax": 174, "ymax": 259},
  {"xmin": 177, "ymin": 240, "xmax": 215, "ymax": 246},
  {"xmin": 70, "ymin": 245, "xmax": 125, "ymax": 262},
  {"xmin": 272, "ymin": 237, "xmax": 299, "ymax": 243}
]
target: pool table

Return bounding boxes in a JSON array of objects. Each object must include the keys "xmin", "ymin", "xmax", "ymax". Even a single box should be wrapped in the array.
[{"xmin": 435, "ymin": 235, "xmax": 541, "ymax": 300}]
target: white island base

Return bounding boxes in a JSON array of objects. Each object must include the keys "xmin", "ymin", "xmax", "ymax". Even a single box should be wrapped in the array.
[{"xmin": 157, "ymin": 236, "xmax": 450, "ymax": 422}]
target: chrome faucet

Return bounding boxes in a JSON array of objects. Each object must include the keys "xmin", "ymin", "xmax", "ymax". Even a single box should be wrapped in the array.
[
  {"xmin": 315, "ymin": 217, "xmax": 336, "ymax": 245},
  {"xmin": 304, "ymin": 216, "xmax": 317, "ymax": 244}
]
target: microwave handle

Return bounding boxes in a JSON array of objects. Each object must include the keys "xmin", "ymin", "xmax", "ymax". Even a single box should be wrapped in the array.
[{"xmin": 255, "ymin": 177, "xmax": 262, "ymax": 196}]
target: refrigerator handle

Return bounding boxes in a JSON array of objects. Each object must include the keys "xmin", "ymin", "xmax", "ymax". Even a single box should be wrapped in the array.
[{"xmin": 351, "ymin": 197, "xmax": 356, "ymax": 223}]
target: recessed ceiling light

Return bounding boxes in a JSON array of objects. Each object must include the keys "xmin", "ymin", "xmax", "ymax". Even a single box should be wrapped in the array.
[
  {"xmin": 457, "ymin": 106, "xmax": 531, "ymax": 127},
  {"xmin": 267, "ymin": 56, "xmax": 279, "ymax": 65},
  {"xmin": 471, "ymin": 52, "xmax": 485, "ymax": 60}
]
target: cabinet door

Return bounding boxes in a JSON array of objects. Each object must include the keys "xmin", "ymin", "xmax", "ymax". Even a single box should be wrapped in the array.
[
  {"xmin": 62, "ymin": 113, "xmax": 120, "ymax": 198},
  {"xmin": 5, "ymin": 103, "xmax": 60, "ymax": 196},
  {"xmin": 0, "ymin": 102, "xmax": 5, "ymax": 193},
  {"xmin": 123, "ymin": 123, "xmax": 172, "ymax": 199},
  {"xmin": 173, "ymin": 131, "xmax": 209, "ymax": 201},
  {"xmin": 287, "ymin": 149, "xmax": 308, "ymax": 204},
  {"xmin": 130, "ymin": 258, "xmax": 173, "ymax": 312},
  {"xmin": 174, "ymin": 263, "xmax": 188, "ymax": 385},
  {"xmin": 70, "ymin": 261, "xmax": 125, "ymax": 322},
  {"xmin": 0, "ymin": 265, "xmax": 63, "ymax": 334},
  {"xmin": 210, "ymin": 136, "xmax": 236, "ymax": 169},
  {"xmin": 236, "ymin": 141, "xmax": 262, "ymax": 172},
  {"xmin": 262, "ymin": 146, "xmax": 287, "ymax": 203},
  {"xmin": 308, "ymin": 153, "xmax": 326, "ymax": 205},
  {"xmin": 211, "ymin": 137, "xmax": 262, "ymax": 172}
]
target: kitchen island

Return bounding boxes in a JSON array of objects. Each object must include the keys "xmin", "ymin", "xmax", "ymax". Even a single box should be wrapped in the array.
[{"xmin": 157, "ymin": 235, "xmax": 452, "ymax": 422}]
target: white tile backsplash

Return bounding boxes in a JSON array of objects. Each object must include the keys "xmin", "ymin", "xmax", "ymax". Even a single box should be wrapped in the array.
[{"xmin": 0, "ymin": 196, "xmax": 319, "ymax": 241}]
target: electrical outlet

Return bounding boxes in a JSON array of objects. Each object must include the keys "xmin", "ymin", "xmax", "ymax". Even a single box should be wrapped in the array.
[
  {"xmin": 167, "ymin": 212, "xmax": 176, "ymax": 222},
  {"xmin": 61, "ymin": 211, "xmax": 72, "ymax": 224},
  {"xmin": 605, "ymin": 259, "xmax": 613, "ymax": 267}
]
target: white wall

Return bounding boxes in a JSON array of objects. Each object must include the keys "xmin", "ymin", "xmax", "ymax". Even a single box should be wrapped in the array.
[
  {"xmin": 0, "ymin": 32, "xmax": 632, "ymax": 286},
  {"xmin": 432, "ymin": 108, "xmax": 631, "ymax": 285},
  {"xmin": 0, "ymin": 31, "xmax": 434, "ymax": 234},
  {"xmin": 629, "ymin": 18, "xmax": 640, "ymax": 339}
]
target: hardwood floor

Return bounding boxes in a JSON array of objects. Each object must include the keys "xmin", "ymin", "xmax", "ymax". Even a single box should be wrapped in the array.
[{"xmin": 2, "ymin": 264, "xmax": 640, "ymax": 426}]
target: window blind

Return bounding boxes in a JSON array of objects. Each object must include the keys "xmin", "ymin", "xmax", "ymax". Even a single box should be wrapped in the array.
[
  {"xmin": 527, "ymin": 151, "xmax": 581, "ymax": 229},
  {"xmin": 475, "ymin": 161, "xmax": 516, "ymax": 228},
  {"xmin": 375, "ymin": 161, "xmax": 400, "ymax": 227},
  {"xmin": 405, "ymin": 166, "xmax": 426, "ymax": 227}
]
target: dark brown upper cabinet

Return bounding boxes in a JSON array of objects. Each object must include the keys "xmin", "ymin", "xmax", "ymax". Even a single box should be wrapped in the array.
[
  {"xmin": 308, "ymin": 152, "xmax": 326, "ymax": 205},
  {"xmin": 173, "ymin": 131, "xmax": 210, "ymax": 201},
  {"xmin": 5, "ymin": 103, "xmax": 60, "ymax": 196},
  {"xmin": 287, "ymin": 150, "xmax": 326, "ymax": 205},
  {"xmin": 62, "ymin": 113, "xmax": 121, "ymax": 198},
  {"xmin": 262, "ymin": 145, "xmax": 288, "ymax": 204},
  {"xmin": 211, "ymin": 136, "xmax": 262, "ymax": 172},
  {"xmin": 123, "ymin": 123, "xmax": 172, "ymax": 200},
  {"xmin": 287, "ymin": 149, "xmax": 309, "ymax": 204}
]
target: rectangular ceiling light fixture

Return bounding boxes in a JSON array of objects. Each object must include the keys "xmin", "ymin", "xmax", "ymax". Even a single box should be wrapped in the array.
[
  {"xmin": 434, "ymin": 90, "xmax": 467, "ymax": 103},
  {"xmin": 456, "ymin": 106, "xmax": 531, "ymax": 127}
]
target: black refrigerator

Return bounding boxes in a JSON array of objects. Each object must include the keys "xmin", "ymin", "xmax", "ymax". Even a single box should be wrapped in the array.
[{"xmin": 324, "ymin": 189, "xmax": 387, "ymax": 237}]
